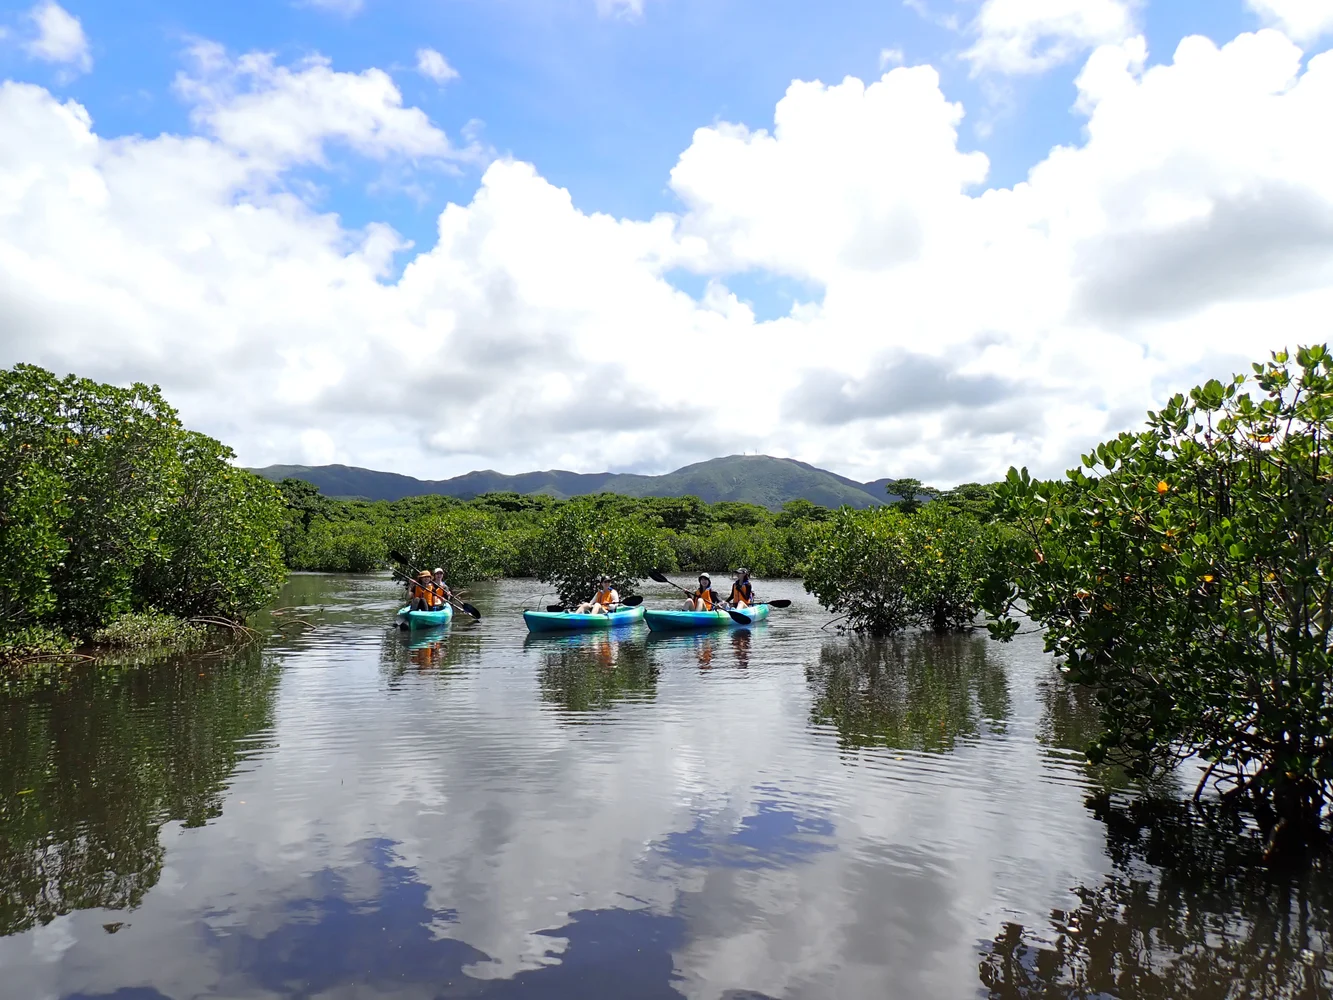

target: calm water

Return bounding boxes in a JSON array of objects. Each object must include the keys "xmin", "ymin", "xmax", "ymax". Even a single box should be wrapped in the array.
[{"xmin": 2, "ymin": 574, "xmax": 1330, "ymax": 999}]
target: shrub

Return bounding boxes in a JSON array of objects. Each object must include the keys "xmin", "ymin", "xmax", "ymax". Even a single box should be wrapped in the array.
[
  {"xmin": 803, "ymin": 507, "xmax": 915, "ymax": 634},
  {"xmin": 530, "ymin": 500, "xmax": 669, "ymax": 606},
  {"xmin": 92, "ymin": 611, "xmax": 206, "ymax": 649},
  {"xmin": 985, "ymin": 346, "xmax": 1333, "ymax": 854},
  {"xmin": 383, "ymin": 509, "xmax": 510, "ymax": 587},
  {"xmin": 803, "ymin": 506, "xmax": 995, "ymax": 634},
  {"xmin": 0, "ymin": 625, "xmax": 75, "ymax": 664},
  {"xmin": 0, "ymin": 364, "xmax": 288, "ymax": 644}
]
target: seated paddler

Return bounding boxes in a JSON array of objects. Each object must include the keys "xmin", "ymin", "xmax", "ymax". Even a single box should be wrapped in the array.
[{"xmin": 575, "ymin": 575, "xmax": 619, "ymax": 615}]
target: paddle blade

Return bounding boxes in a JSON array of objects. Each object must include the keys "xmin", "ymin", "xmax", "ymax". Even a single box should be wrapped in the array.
[
  {"xmin": 389, "ymin": 550, "xmax": 410, "ymax": 566},
  {"xmin": 648, "ymin": 570, "xmax": 669, "ymax": 583},
  {"xmin": 728, "ymin": 610, "xmax": 754, "ymax": 625},
  {"xmin": 461, "ymin": 603, "xmax": 482, "ymax": 620},
  {"xmin": 621, "ymin": 595, "xmax": 644, "ymax": 607},
  {"xmin": 768, "ymin": 599, "xmax": 792, "ymax": 608}
]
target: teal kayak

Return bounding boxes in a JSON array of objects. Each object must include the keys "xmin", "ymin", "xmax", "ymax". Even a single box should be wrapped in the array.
[
  {"xmin": 644, "ymin": 604, "xmax": 770, "ymax": 632},
  {"xmin": 396, "ymin": 605, "xmax": 453, "ymax": 629},
  {"xmin": 523, "ymin": 606, "xmax": 645, "ymax": 633}
]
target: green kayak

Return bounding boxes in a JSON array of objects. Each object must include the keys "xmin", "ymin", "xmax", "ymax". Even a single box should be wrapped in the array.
[
  {"xmin": 396, "ymin": 605, "xmax": 454, "ymax": 629},
  {"xmin": 523, "ymin": 606, "xmax": 645, "ymax": 633},
  {"xmin": 644, "ymin": 604, "xmax": 770, "ymax": 632}
]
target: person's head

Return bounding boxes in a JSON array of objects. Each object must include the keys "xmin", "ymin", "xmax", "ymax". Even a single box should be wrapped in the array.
[
  {"xmin": 737, "ymin": 567, "xmax": 750, "ymax": 581},
  {"xmin": 599, "ymin": 574, "xmax": 611, "ymax": 587},
  {"xmin": 698, "ymin": 572, "xmax": 711, "ymax": 588},
  {"xmin": 433, "ymin": 568, "xmax": 445, "ymax": 579},
  {"xmin": 417, "ymin": 570, "xmax": 431, "ymax": 581}
]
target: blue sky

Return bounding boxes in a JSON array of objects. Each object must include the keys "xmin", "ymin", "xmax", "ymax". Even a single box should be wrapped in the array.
[{"xmin": 1, "ymin": 0, "xmax": 1331, "ymax": 482}]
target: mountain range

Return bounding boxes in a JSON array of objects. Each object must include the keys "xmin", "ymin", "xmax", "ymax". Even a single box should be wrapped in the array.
[{"xmin": 251, "ymin": 455, "xmax": 894, "ymax": 509}]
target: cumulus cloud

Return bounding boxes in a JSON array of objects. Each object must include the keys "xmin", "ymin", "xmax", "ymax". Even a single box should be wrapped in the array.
[
  {"xmin": 962, "ymin": 0, "xmax": 1140, "ymax": 75},
  {"xmin": 1246, "ymin": 0, "xmax": 1333, "ymax": 44},
  {"xmin": 23, "ymin": 1, "xmax": 91, "ymax": 75},
  {"xmin": 2, "ymin": 31, "xmax": 1333, "ymax": 486},
  {"xmin": 784, "ymin": 351, "xmax": 1020, "ymax": 424},
  {"xmin": 416, "ymin": 47, "xmax": 459, "ymax": 84},
  {"xmin": 173, "ymin": 41, "xmax": 478, "ymax": 168}
]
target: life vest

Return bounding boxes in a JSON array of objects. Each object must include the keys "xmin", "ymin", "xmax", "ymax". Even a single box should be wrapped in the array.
[
  {"xmin": 730, "ymin": 581, "xmax": 753, "ymax": 607},
  {"xmin": 412, "ymin": 581, "xmax": 433, "ymax": 603},
  {"xmin": 595, "ymin": 588, "xmax": 617, "ymax": 606},
  {"xmin": 431, "ymin": 582, "xmax": 449, "ymax": 606},
  {"xmin": 694, "ymin": 588, "xmax": 715, "ymax": 611}
]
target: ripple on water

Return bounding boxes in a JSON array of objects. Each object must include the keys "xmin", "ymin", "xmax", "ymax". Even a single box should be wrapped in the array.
[{"xmin": 1, "ymin": 574, "xmax": 1329, "ymax": 999}]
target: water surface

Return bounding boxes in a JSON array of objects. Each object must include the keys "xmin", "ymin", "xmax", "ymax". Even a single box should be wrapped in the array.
[{"xmin": 1, "ymin": 574, "xmax": 1329, "ymax": 998}]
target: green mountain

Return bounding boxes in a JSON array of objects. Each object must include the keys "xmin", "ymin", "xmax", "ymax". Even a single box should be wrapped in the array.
[{"xmin": 251, "ymin": 455, "xmax": 889, "ymax": 509}]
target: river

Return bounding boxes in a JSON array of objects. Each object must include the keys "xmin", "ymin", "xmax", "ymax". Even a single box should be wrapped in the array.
[{"xmin": 1, "ymin": 573, "xmax": 1329, "ymax": 998}]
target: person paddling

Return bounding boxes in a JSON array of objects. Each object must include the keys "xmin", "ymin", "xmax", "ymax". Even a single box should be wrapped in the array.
[
  {"xmin": 575, "ymin": 575, "xmax": 619, "ymax": 615},
  {"xmin": 684, "ymin": 573, "xmax": 721, "ymax": 612},
  {"xmin": 430, "ymin": 568, "xmax": 453, "ymax": 611},
  {"xmin": 728, "ymin": 567, "xmax": 754, "ymax": 609},
  {"xmin": 409, "ymin": 570, "xmax": 434, "ymax": 611}
]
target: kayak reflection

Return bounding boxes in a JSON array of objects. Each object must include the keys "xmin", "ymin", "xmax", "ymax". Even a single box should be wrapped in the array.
[
  {"xmin": 646, "ymin": 625, "xmax": 766, "ymax": 671},
  {"xmin": 526, "ymin": 629, "xmax": 657, "ymax": 717}
]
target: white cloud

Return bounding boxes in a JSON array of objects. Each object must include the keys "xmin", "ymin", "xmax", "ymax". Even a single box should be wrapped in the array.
[
  {"xmin": 299, "ymin": 0, "xmax": 365, "ymax": 15},
  {"xmin": 416, "ymin": 47, "xmax": 459, "ymax": 84},
  {"xmin": 172, "ymin": 41, "xmax": 479, "ymax": 169},
  {"xmin": 879, "ymin": 47, "xmax": 905, "ymax": 69},
  {"xmin": 595, "ymin": 0, "xmax": 644, "ymax": 19},
  {"xmin": 23, "ymin": 1, "xmax": 91, "ymax": 75},
  {"xmin": 1246, "ymin": 0, "xmax": 1333, "ymax": 44},
  {"xmin": 962, "ymin": 0, "xmax": 1139, "ymax": 75},
  {"xmin": 2, "ymin": 31, "xmax": 1333, "ymax": 487}
]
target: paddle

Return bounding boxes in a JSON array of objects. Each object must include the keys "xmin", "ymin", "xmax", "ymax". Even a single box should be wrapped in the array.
[
  {"xmin": 544, "ymin": 594, "xmax": 644, "ymax": 613},
  {"xmin": 726, "ymin": 599, "xmax": 792, "ymax": 625},
  {"xmin": 388, "ymin": 554, "xmax": 482, "ymax": 620},
  {"xmin": 649, "ymin": 569, "xmax": 695, "ymax": 598}
]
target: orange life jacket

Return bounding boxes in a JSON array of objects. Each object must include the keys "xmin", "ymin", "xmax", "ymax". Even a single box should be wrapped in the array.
[
  {"xmin": 730, "ymin": 581, "xmax": 752, "ymax": 607},
  {"xmin": 595, "ymin": 588, "xmax": 617, "ymax": 606},
  {"xmin": 412, "ymin": 581, "xmax": 433, "ymax": 603},
  {"xmin": 694, "ymin": 588, "xmax": 715, "ymax": 611}
]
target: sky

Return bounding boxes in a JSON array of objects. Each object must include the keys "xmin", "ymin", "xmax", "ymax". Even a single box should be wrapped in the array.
[{"xmin": 1, "ymin": 0, "xmax": 1332, "ymax": 486}]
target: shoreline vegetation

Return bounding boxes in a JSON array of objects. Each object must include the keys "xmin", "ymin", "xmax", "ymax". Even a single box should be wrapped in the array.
[
  {"xmin": 5, "ymin": 347, "xmax": 1333, "ymax": 859},
  {"xmin": 1, "ymin": 364, "xmax": 287, "ymax": 668}
]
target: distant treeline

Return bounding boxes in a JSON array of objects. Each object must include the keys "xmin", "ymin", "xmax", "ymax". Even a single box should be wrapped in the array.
[{"xmin": 277, "ymin": 479, "xmax": 1003, "ymax": 582}]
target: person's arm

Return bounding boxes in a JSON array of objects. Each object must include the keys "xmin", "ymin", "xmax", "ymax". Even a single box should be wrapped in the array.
[{"xmin": 609, "ymin": 589, "xmax": 619, "ymax": 606}]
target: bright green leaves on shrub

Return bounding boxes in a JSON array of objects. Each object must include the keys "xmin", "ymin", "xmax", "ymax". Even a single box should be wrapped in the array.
[
  {"xmin": 530, "ymin": 500, "xmax": 670, "ymax": 606},
  {"xmin": 802, "ymin": 505, "xmax": 998, "ymax": 635},
  {"xmin": 984, "ymin": 345, "xmax": 1333, "ymax": 851},
  {"xmin": 383, "ymin": 509, "xmax": 511, "ymax": 587},
  {"xmin": 0, "ymin": 364, "xmax": 288, "ymax": 646}
]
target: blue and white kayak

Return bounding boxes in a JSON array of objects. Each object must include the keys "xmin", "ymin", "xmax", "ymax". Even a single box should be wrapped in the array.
[
  {"xmin": 396, "ymin": 605, "xmax": 453, "ymax": 629},
  {"xmin": 523, "ymin": 606, "xmax": 645, "ymax": 633},
  {"xmin": 644, "ymin": 604, "xmax": 770, "ymax": 632}
]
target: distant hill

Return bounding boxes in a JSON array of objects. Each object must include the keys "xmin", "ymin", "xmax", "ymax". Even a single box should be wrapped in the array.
[{"xmin": 251, "ymin": 455, "xmax": 891, "ymax": 509}]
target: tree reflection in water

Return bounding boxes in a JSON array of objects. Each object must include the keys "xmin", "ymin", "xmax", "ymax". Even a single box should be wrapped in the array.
[
  {"xmin": 0, "ymin": 645, "xmax": 280, "ymax": 936},
  {"xmin": 980, "ymin": 796, "xmax": 1333, "ymax": 997},
  {"xmin": 529, "ymin": 631, "xmax": 657, "ymax": 717},
  {"xmin": 806, "ymin": 632, "xmax": 1011, "ymax": 753},
  {"xmin": 983, "ymin": 666, "xmax": 1333, "ymax": 997}
]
